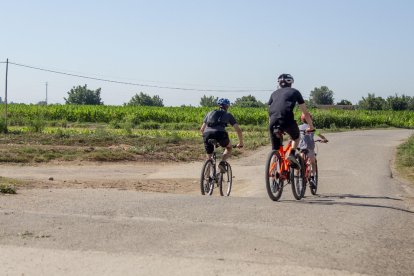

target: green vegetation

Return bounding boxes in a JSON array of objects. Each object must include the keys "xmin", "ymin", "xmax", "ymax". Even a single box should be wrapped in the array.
[
  {"xmin": 396, "ymin": 134, "xmax": 414, "ymax": 184},
  {"xmin": 310, "ymin": 86, "xmax": 334, "ymax": 105},
  {"xmin": 1, "ymin": 104, "xmax": 413, "ymax": 128},
  {"xmin": 0, "ymin": 104, "xmax": 412, "ymax": 164},
  {"xmin": 0, "ymin": 177, "xmax": 20, "ymax": 194},
  {"xmin": 64, "ymin": 85, "xmax": 103, "ymax": 105},
  {"xmin": 233, "ymin": 95, "xmax": 265, "ymax": 108},
  {"xmin": 200, "ymin": 95, "xmax": 217, "ymax": 107},
  {"xmin": 358, "ymin": 93, "xmax": 414, "ymax": 111},
  {"xmin": 126, "ymin": 92, "xmax": 164, "ymax": 107}
]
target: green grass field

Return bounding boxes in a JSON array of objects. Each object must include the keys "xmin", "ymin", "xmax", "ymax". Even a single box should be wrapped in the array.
[{"xmin": 0, "ymin": 105, "xmax": 413, "ymax": 178}]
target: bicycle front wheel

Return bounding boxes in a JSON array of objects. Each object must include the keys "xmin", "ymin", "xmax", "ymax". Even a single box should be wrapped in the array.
[
  {"xmin": 310, "ymin": 160, "xmax": 318, "ymax": 195},
  {"xmin": 200, "ymin": 159, "xmax": 215, "ymax": 195},
  {"xmin": 290, "ymin": 154, "xmax": 305, "ymax": 200},
  {"xmin": 265, "ymin": 150, "xmax": 284, "ymax": 201},
  {"xmin": 219, "ymin": 162, "xmax": 232, "ymax": 196}
]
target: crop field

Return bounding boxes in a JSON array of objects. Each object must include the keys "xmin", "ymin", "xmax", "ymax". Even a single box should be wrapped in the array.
[
  {"xmin": 0, "ymin": 104, "xmax": 413, "ymax": 164},
  {"xmin": 1, "ymin": 104, "xmax": 413, "ymax": 128}
]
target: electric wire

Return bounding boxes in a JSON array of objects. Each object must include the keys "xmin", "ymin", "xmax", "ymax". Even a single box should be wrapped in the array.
[{"xmin": 7, "ymin": 61, "xmax": 273, "ymax": 93}]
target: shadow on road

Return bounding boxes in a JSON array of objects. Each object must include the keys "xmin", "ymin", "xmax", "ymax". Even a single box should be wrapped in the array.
[
  {"xmin": 281, "ymin": 193, "xmax": 414, "ymax": 214},
  {"xmin": 315, "ymin": 193, "xmax": 403, "ymax": 201}
]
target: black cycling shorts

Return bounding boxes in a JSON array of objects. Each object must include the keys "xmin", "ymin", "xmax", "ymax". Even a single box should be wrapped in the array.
[
  {"xmin": 203, "ymin": 131, "xmax": 230, "ymax": 154},
  {"xmin": 268, "ymin": 117, "xmax": 300, "ymax": 150}
]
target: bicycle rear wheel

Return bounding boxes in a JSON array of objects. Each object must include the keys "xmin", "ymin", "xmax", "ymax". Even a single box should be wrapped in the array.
[
  {"xmin": 219, "ymin": 162, "xmax": 232, "ymax": 196},
  {"xmin": 290, "ymin": 154, "xmax": 305, "ymax": 200},
  {"xmin": 310, "ymin": 160, "xmax": 318, "ymax": 195},
  {"xmin": 265, "ymin": 150, "xmax": 284, "ymax": 201},
  {"xmin": 200, "ymin": 159, "xmax": 215, "ymax": 195}
]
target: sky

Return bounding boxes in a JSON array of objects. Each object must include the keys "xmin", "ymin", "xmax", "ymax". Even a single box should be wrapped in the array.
[{"xmin": 0, "ymin": 0, "xmax": 413, "ymax": 106}]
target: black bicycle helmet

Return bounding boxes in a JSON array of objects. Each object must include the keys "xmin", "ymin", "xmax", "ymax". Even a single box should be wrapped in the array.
[{"xmin": 277, "ymin": 73, "xmax": 294, "ymax": 87}]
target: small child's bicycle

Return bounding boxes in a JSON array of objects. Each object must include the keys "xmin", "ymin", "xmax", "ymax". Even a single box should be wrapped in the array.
[
  {"xmin": 200, "ymin": 139, "xmax": 233, "ymax": 196},
  {"xmin": 265, "ymin": 127, "xmax": 305, "ymax": 201},
  {"xmin": 301, "ymin": 139, "xmax": 326, "ymax": 195}
]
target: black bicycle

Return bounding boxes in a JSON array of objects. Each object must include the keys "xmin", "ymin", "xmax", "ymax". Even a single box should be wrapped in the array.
[{"xmin": 200, "ymin": 139, "xmax": 233, "ymax": 196}]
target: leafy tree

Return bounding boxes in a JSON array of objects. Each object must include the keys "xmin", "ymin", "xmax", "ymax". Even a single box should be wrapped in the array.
[
  {"xmin": 408, "ymin": 97, "xmax": 414, "ymax": 111},
  {"xmin": 337, "ymin": 99, "xmax": 353, "ymax": 105},
  {"xmin": 0, "ymin": 97, "xmax": 2, "ymax": 104},
  {"xmin": 358, "ymin": 93, "xmax": 386, "ymax": 110},
  {"xmin": 37, "ymin": 101, "xmax": 47, "ymax": 106},
  {"xmin": 127, "ymin": 92, "xmax": 164, "ymax": 107},
  {"xmin": 304, "ymin": 99, "xmax": 317, "ymax": 109},
  {"xmin": 65, "ymin": 85, "xmax": 103, "ymax": 105},
  {"xmin": 233, "ymin": 95, "xmax": 265, "ymax": 108},
  {"xmin": 200, "ymin": 95, "xmax": 217, "ymax": 107},
  {"xmin": 309, "ymin": 86, "xmax": 334, "ymax": 105},
  {"xmin": 386, "ymin": 94, "xmax": 410, "ymax": 111}
]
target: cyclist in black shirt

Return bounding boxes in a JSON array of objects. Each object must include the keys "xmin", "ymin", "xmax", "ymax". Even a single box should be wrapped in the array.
[
  {"xmin": 268, "ymin": 74, "xmax": 314, "ymax": 167},
  {"xmin": 200, "ymin": 98, "xmax": 244, "ymax": 172}
]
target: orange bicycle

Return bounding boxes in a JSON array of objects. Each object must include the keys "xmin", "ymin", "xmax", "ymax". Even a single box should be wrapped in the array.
[{"xmin": 265, "ymin": 127, "xmax": 305, "ymax": 201}]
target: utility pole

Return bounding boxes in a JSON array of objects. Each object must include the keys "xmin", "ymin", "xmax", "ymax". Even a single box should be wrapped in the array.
[
  {"xmin": 4, "ymin": 58, "xmax": 8, "ymax": 132},
  {"xmin": 45, "ymin": 82, "xmax": 48, "ymax": 105}
]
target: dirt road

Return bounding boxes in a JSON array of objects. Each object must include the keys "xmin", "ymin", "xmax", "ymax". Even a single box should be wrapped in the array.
[{"xmin": 1, "ymin": 129, "xmax": 413, "ymax": 275}]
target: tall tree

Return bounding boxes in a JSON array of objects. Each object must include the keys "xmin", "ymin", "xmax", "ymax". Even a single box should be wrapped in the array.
[
  {"xmin": 127, "ymin": 92, "xmax": 164, "ymax": 106},
  {"xmin": 358, "ymin": 93, "xmax": 386, "ymax": 110},
  {"xmin": 336, "ymin": 99, "xmax": 353, "ymax": 105},
  {"xmin": 309, "ymin": 86, "xmax": 334, "ymax": 105},
  {"xmin": 64, "ymin": 85, "xmax": 103, "ymax": 105},
  {"xmin": 386, "ymin": 94, "xmax": 410, "ymax": 111},
  {"xmin": 199, "ymin": 95, "xmax": 217, "ymax": 107},
  {"xmin": 233, "ymin": 95, "xmax": 265, "ymax": 108}
]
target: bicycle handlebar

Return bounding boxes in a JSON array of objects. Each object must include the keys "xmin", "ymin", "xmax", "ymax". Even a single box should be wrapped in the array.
[{"xmin": 208, "ymin": 139, "xmax": 243, "ymax": 148}]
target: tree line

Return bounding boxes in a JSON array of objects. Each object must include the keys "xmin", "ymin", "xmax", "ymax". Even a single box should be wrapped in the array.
[{"xmin": 62, "ymin": 84, "xmax": 414, "ymax": 111}]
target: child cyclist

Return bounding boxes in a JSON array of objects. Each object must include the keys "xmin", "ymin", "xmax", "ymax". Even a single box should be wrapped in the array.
[{"xmin": 298, "ymin": 113, "xmax": 328, "ymax": 187}]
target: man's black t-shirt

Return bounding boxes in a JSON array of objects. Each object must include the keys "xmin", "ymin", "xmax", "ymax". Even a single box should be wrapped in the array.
[{"xmin": 267, "ymin": 87, "xmax": 305, "ymax": 123}]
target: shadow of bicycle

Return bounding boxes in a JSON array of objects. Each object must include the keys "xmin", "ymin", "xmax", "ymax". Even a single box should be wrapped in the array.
[
  {"xmin": 313, "ymin": 193, "xmax": 403, "ymax": 201},
  {"xmin": 285, "ymin": 193, "xmax": 414, "ymax": 214}
]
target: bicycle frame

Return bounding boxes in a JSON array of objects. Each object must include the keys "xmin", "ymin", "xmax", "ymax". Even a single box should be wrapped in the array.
[
  {"xmin": 200, "ymin": 139, "xmax": 234, "ymax": 196},
  {"xmin": 269, "ymin": 131, "xmax": 293, "ymax": 181},
  {"xmin": 301, "ymin": 139, "xmax": 321, "ymax": 182},
  {"xmin": 301, "ymin": 150, "xmax": 311, "ymax": 182}
]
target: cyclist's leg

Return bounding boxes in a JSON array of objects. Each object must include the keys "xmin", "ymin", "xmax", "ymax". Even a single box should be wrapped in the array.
[
  {"xmin": 284, "ymin": 121, "xmax": 300, "ymax": 151},
  {"xmin": 269, "ymin": 117, "xmax": 282, "ymax": 150},
  {"xmin": 202, "ymin": 131, "xmax": 215, "ymax": 159},
  {"xmin": 284, "ymin": 121, "xmax": 301, "ymax": 167},
  {"xmin": 217, "ymin": 131, "xmax": 231, "ymax": 172},
  {"xmin": 307, "ymin": 150, "xmax": 317, "ymax": 175}
]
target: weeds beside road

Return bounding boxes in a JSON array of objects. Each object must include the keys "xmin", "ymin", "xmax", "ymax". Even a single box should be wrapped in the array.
[{"xmin": 396, "ymin": 134, "xmax": 414, "ymax": 184}]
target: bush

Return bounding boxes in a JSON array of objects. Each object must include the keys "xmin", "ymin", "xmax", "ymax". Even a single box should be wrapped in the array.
[
  {"xmin": 139, "ymin": 121, "xmax": 161, "ymax": 129},
  {"xmin": 0, "ymin": 118, "xmax": 8, "ymax": 133},
  {"xmin": 28, "ymin": 118, "xmax": 46, "ymax": 133},
  {"xmin": 0, "ymin": 184, "xmax": 16, "ymax": 194}
]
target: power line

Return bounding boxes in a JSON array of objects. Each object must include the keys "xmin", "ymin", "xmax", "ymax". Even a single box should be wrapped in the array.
[{"xmin": 8, "ymin": 61, "xmax": 273, "ymax": 93}]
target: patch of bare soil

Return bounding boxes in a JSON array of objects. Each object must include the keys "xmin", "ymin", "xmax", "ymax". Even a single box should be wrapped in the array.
[{"xmin": 0, "ymin": 147, "xmax": 267, "ymax": 196}]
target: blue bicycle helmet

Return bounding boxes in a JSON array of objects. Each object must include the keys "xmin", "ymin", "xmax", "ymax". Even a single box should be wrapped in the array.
[{"xmin": 217, "ymin": 98, "xmax": 230, "ymax": 107}]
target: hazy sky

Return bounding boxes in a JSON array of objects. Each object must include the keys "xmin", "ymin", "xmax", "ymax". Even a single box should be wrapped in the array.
[{"xmin": 1, "ymin": 0, "xmax": 413, "ymax": 106}]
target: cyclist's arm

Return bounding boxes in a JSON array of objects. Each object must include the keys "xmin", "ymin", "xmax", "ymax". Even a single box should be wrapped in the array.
[
  {"xmin": 298, "ymin": 103, "xmax": 315, "ymax": 130},
  {"xmin": 200, "ymin": 123, "xmax": 206, "ymax": 135},
  {"xmin": 233, "ymin": 123, "xmax": 244, "ymax": 148},
  {"xmin": 317, "ymin": 133, "xmax": 328, "ymax": 142}
]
